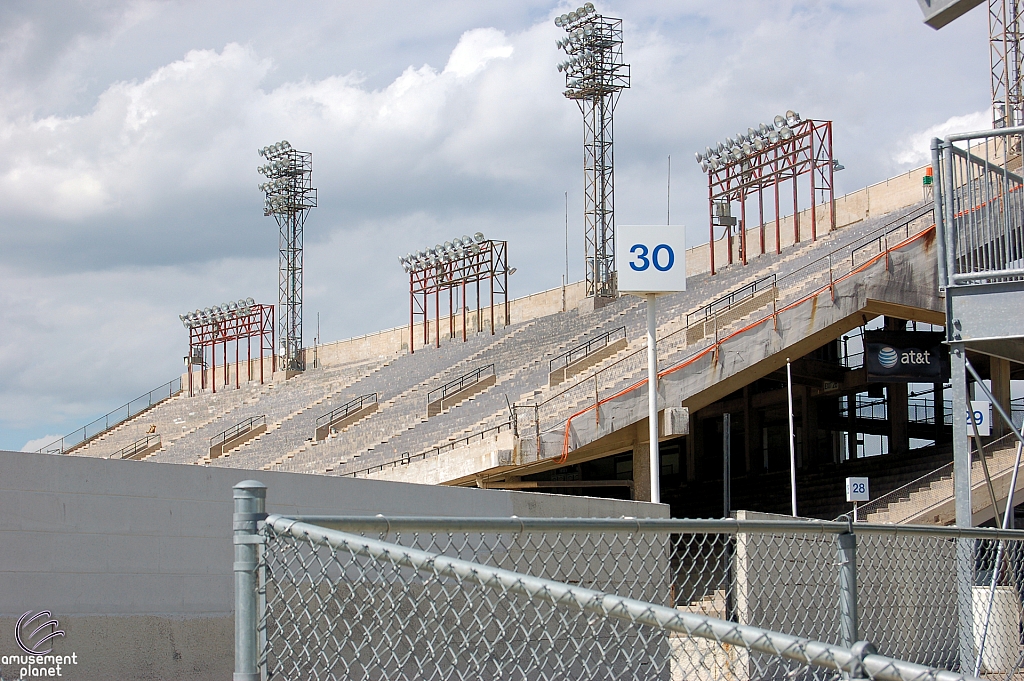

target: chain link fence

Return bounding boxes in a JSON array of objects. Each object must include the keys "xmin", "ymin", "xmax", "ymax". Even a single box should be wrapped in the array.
[{"xmin": 234, "ymin": 482, "xmax": 1024, "ymax": 681}]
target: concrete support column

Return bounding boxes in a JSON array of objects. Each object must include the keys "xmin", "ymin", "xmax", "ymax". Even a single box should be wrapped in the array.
[
  {"xmin": 992, "ymin": 357, "xmax": 1012, "ymax": 438},
  {"xmin": 798, "ymin": 387, "xmax": 806, "ymax": 466},
  {"xmin": 692, "ymin": 411, "xmax": 708, "ymax": 481},
  {"xmin": 742, "ymin": 387, "xmax": 753, "ymax": 475},
  {"xmin": 885, "ymin": 316, "xmax": 909, "ymax": 457},
  {"xmin": 805, "ymin": 389, "xmax": 820, "ymax": 468},
  {"xmin": 633, "ymin": 422, "xmax": 653, "ymax": 503},
  {"xmin": 888, "ymin": 383, "xmax": 910, "ymax": 456},
  {"xmin": 746, "ymin": 392, "xmax": 762, "ymax": 476},
  {"xmin": 688, "ymin": 413, "xmax": 701, "ymax": 481},
  {"xmin": 846, "ymin": 394, "xmax": 858, "ymax": 460}
]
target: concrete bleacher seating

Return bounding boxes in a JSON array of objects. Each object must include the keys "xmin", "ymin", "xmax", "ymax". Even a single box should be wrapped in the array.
[{"xmin": 64, "ymin": 199, "xmax": 932, "ymax": 481}]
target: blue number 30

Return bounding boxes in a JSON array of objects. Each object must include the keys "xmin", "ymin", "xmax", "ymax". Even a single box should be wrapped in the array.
[{"xmin": 629, "ymin": 244, "xmax": 674, "ymax": 272}]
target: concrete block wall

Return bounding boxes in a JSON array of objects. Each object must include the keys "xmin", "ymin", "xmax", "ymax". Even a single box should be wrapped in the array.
[{"xmin": 0, "ymin": 449, "xmax": 665, "ymax": 681}]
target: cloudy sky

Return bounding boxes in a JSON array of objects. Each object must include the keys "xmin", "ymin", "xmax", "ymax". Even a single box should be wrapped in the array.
[{"xmin": 0, "ymin": 0, "xmax": 991, "ymax": 451}]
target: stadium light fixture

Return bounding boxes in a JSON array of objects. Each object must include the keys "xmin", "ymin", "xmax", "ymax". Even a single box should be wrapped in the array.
[
  {"xmin": 692, "ymin": 111, "xmax": 805, "ymax": 171},
  {"xmin": 399, "ymin": 233, "xmax": 497, "ymax": 274},
  {"xmin": 180, "ymin": 298, "xmax": 260, "ymax": 328}
]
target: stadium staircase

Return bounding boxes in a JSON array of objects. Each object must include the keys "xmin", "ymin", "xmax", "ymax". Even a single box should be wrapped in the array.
[{"xmin": 863, "ymin": 440, "xmax": 1024, "ymax": 525}]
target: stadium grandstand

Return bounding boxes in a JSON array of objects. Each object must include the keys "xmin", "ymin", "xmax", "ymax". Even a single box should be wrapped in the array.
[{"xmin": 42, "ymin": 160, "xmax": 1016, "ymax": 525}]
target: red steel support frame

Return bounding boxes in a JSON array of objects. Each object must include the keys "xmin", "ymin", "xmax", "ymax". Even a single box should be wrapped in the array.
[
  {"xmin": 186, "ymin": 305, "xmax": 274, "ymax": 397},
  {"xmin": 706, "ymin": 119, "xmax": 834, "ymax": 275},
  {"xmin": 408, "ymin": 241, "xmax": 509, "ymax": 353}
]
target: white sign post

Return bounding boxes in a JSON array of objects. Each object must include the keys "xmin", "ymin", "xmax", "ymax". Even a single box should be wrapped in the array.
[
  {"xmin": 845, "ymin": 476, "xmax": 870, "ymax": 522},
  {"xmin": 617, "ymin": 225, "xmax": 686, "ymax": 504}
]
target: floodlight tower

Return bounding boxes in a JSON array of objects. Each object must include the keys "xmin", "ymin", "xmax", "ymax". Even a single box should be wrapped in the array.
[
  {"xmin": 258, "ymin": 141, "xmax": 316, "ymax": 372},
  {"xmin": 555, "ymin": 3, "xmax": 629, "ymax": 300},
  {"xmin": 991, "ymin": 0, "xmax": 1024, "ymax": 134}
]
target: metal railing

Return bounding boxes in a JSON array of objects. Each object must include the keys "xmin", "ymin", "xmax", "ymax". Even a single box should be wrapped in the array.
[
  {"xmin": 515, "ymin": 203, "xmax": 937, "ymax": 456},
  {"xmin": 345, "ymin": 419, "xmax": 515, "ymax": 477},
  {"xmin": 934, "ymin": 128, "xmax": 1024, "ymax": 287},
  {"xmin": 854, "ymin": 431, "xmax": 1023, "ymax": 521},
  {"xmin": 427, "ymin": 364, "xmax": 494, "ymax": 404},
  {"xmin": 234, "ymin": 483, "xmax": 1009, "ymax": 681},
  {"xmin": 36, "ymin": 377, "xmax": 182, "ymax": 454},
  {"xmin": 110, "ymin": 433, "xmax": 160, "ymax": 460},
  {"xmin": 684, "ymin": 273, "xmax": 777, "ymax": 328},
  {"xmin": 549, "ymin": 326, "xmax": 626, "ymax": 372},
  {"xmin": 837, "ymin": 394, "xmax": 953, "ymax": 426},
  {"xmin": 314, "ymin": 393, "xmax": 377, "ymax": 429},
  {"xmin": 210, "ymin": 415, "xmax": 264, "ymax": 448}
]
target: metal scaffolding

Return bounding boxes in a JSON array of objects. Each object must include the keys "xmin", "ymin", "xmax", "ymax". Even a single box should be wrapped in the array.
[
  {"xmin": 555, "ymin": 4, "xmax": 629, "ymax": 299},
  {"xmin": 402, "ymin": 237, "xmax": 509, "ymax": 352},
  {"xmin": 181, "ymin": 302, "xmax": 274, "ymax": 397},
  {"xmin": 258, "ymin": 141, "xmax": 316, "ymax": 372},
  {"xmin": 699, "ymin": 116, "xmax": 835, "ymax": 275},
  {"xmin": 991, "ymin": 0, "xmax": 1024, "ymax": 132}
]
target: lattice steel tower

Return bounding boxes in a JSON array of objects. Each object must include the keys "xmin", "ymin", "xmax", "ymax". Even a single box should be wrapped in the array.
[
  {"xmin": 555, "ymin": 3, "xmax": 629, "ymax": 299},
  {"xmin": 991, "ymin": 0, "xmax": 1024, "ymax": 131},
  {"xmin": 258, "ymin": 141, "xmax": 316, "ymax": 372}
]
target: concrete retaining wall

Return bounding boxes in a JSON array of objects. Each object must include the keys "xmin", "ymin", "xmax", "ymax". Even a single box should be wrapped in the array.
[{"xmin": 0, "ymin": 449, "xmax": 665, "ymax": 681}]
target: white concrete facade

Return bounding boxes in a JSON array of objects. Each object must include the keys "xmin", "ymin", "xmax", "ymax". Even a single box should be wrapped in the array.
[{"xmin": 0, "ymin": 450, "xmax": 665, "ymax": 680}]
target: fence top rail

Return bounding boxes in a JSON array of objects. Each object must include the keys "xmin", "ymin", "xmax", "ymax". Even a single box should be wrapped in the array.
[
  {"xmin": 262, "ymin": 516, "xmax": 983, "ymax": 681},
  {"xmin": 945, "ymin": 124, "xmax": 1024, "ymax": 143},
  {"xmin": 264, "ymin": 513, "xmax": 1024, "ymax": 540}
]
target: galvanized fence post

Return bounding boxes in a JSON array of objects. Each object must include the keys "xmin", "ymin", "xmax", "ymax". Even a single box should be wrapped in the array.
[
  {"xmin": 838, "ymin": 530, "xmax": 858, "ymax": 648},
  {"xmin": 234, "ymin": 480, "xmax": 267, "ymax": 681}
]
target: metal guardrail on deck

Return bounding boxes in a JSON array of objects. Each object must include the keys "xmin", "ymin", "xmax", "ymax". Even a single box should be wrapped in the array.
[
  {"xmin": 315, "ymin": 394, "xmax": 377, "ymax": 429},
  {"xmin": 427, "ymin": 365, "xmax": 495, "ymax": 404},
  {"xmin": 684, "ymin": 274, "xmax": 777, "ymax": 328},
  {"xmin": 549, "ymin": 327, "xmax": 626, "ymax": 372},
  {"xmin": 210, "ymin": 415, "xmax": 265, "ymax": 449},
  {"xmin": 110, "ymin": 433, "xmax": 161, "ymax": 460},
  {"xmin": 37, "ymin": 377, "xmax": 182, "ymax": 454},
  {"xmin": 346, "ymin": 419, "xmax": 515, "ymax": 477}
]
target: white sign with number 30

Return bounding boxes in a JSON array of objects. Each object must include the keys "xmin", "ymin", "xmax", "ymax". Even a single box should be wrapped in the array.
[{"xmin": 616, "ymin": 225, "xmax": 687, "ymax": 295}]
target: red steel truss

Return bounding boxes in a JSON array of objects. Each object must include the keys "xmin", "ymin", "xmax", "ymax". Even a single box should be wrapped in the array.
[
  {"xmin": 186, "ymin": 305, "xmax": 275, "ymax": 396},
  {"xmin": 706, "ymin": 119, "xmax": 834, "ymax": 275},
  {"xmin": 409, "ymin": 241, "xmax": 509, "ymax": 352}
]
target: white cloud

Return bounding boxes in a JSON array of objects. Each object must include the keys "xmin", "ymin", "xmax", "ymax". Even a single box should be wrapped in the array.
[
  {"xmin": 0, "ymin": 1, "xmax": 997, "ymax": 448},
  {"xmin": 443, "ymin": 28, "xmax": 514, "ymax": 78},
  {"xmin": 20, "ymin": 434, "xmax": 63, "ymax": 452},
  {"xmin": 893, "ymin": 109, "xmax": 992, "ymax": 166}
]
